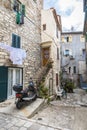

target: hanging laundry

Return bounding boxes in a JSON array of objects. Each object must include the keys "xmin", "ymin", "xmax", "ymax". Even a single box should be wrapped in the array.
[{"xmin": 0, "ymin": 42, "xmax": 26, "ymax": 65}]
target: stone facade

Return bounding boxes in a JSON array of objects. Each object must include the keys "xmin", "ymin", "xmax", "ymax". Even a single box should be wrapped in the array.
[
  {"xmin": 41, "ymin": 8, "xmax": 61, "ymax": 94},
  {"xmin": 0, "ymin": 0, "xmax": 43, "ymax": 100}
]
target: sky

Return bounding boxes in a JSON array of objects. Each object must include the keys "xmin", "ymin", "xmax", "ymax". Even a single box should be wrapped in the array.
[{"xmin": 43, "ymin": 0, "xmax": 85, "ymax": 32}]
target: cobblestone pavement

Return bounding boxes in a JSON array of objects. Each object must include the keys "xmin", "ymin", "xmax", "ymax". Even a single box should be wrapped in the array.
[
  {"xmin": 0, "ymin": 113, "xmax": 60, "ymax": 130},
  {"xmin": 32, "ymin": 89, "xmax": 87, "ymax": 130},
  {"xmin": 0, "ymin": 88, "xmax": 87, "ymax": 130}
]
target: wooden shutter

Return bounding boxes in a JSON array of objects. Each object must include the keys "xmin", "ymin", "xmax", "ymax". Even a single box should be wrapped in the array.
[
  {"xmin": 0, "ymin": 66, "xmax": 8, "ymax": 101},
  {"xmin": 61, "ymin": 36, "xmax": 64, "ymax": 42},
  {"xmin": 21, "ymin": 4, "xmax": 25, "ymax": 16},
  {"xmin": 20, "ymin": 14, "xmax": 24, "ymax": 24},
  {"xmin": 16, "ymin": 12, "xmax": 20, "ymax": 24},
  {"xmin": 12, "ymin": 34, "xmax": 16, "ymax": 47},
  {"xmin": 69, "ymin": 36, "xmax": 72, "ymax": 42},
  {"xmin": 17, "ymin": 36, "xmax": 20, "ymax": 48}
]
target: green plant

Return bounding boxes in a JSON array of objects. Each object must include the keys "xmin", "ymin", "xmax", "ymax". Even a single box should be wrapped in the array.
[
  {"xmin": 38, "ymin": 82, "xmax": 49, "ymax": 98},
  {"xmin": 64, "ymin": 79, "xmax": 75, "ymax": 93}
]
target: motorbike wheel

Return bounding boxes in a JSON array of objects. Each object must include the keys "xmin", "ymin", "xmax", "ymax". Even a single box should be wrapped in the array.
[
  {"xmin": 32, "ymin": 94, "xmax": 37, "ymax": 101},
  {"xmin": 16, "ymin": 101, "xmax": 23, "ymax": 109}
]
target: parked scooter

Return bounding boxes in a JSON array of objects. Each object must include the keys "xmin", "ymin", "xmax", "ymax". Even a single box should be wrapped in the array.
[{"xmin": 13, "ymin": 79, "xmax": 37, "ymax": 109}]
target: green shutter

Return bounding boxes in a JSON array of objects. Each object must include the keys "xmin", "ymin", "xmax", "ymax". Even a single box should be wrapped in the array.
[
  {"xmin": 21, "ymin": 4, "xmax": 25, "ymax": 16},
  {"xmin": 16, "ymin": 12, "xmax": 20, "ymax": 24},
  {"xmin": 0, "ymin": 66, "xmax": 8, "ymax": 102},
  {"xmin": 17, "ymin": 36, "xmax": 20, "ymax": 48},
  {"xmin": 12, "ymin": 34, "xmax": 16, "ymax": 47}
]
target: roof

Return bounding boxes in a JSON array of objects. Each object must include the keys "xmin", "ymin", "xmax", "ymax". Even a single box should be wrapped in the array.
[
  {"xmin": 50, "ymin": 8, "xmax": 62, "ymax": 31},
  {"xmin": 62, "ymin": 31, "xmax": 83, "ymax": 35}
]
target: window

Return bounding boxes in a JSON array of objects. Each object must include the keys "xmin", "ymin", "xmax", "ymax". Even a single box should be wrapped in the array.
[
  {"xmin": 69, "ymin": 67, "xmax": 71, "ymax": 73},
  {"xmin": 43, "ymin": 24, "xmax": 46, "ymax": 31},
  {"xmin": 56, "ymin": 73, "xmax": 58, "ymax": 86},
  {"xmin": 12, "ymin": 34, "xmax": 21, "ymax": 48},
  {"xmin": 13, "ymin": 0, "xmax": 21, "ymax": 12},
  {"xmin": 13, "ymin": 0, "xmax": 25, "ymax": 24},
  {"xmin": 8, "ymin": 68, "xmax": 22, "ymax": 98},
  {"xmin": 80, "ymin": 35, "xmax": 85, "ymax": 42},
  {"xmin": 64, "ymin": 49, "xmax": 69, "ymax": 56},
  {"xmin": 73, "ymin": 66, "xmax": 76, "ymax": 74},
  {"xmin": 82, "ymin": 49, "xmax": 86, "ymax": 58},
  {"xmin": 57, "ymin": 48, "xmax": 59, "ymax": 59},
  {"xmin": 56, "ymin": 26, "xmax": 58, "ymax": 38},
  {"xmin": 65, "ymin": 37, "xmax": 69, "ymax": 42},
  {"xmin": 62, "ymin": 36, "xmax": 72, "ymax": 43}
]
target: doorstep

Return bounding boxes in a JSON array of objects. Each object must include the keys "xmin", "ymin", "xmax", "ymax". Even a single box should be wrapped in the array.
[{"xmin": 0, "ymin": 98, "xmax": 45, "ymax": 118}]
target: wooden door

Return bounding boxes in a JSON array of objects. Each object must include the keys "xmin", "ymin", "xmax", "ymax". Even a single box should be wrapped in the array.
[{"xmin": 42, "ymin": 47, "xmax": 50, "ymax": 66}]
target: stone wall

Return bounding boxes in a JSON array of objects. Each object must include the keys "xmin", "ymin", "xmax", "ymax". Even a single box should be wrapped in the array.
[{"xmin": 0, "ymin": 0, "xmax": 43, "ymax": 87}]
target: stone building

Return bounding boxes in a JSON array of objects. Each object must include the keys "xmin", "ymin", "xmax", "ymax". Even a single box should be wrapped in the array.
[
  {"xmin": 0, "ymin": 0, "xmax": 43, "ymax": 101},
  {"xmin": 40, "ymin": 8, "xmax": 62, "ymax": 94},
  {"xmin": 61, "ymin": 32, "xmax": 86, "ymax": 86}
]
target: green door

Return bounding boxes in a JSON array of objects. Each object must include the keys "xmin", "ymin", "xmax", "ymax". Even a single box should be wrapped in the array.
[{"xmin": 0, "ymin": 66, "xmax": 8, "ymax": 102}]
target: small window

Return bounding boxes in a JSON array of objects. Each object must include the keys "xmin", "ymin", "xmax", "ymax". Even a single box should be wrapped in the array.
[
  {"xmin": 13, "ymin": 0, "xmax": 25, "ymax": 15},
  {"xmin": 69, "ymin": 67, "xmax": 71, "ymax": 73},
  {"xmin": 82, "ymin": 49, "xmax": 86, "ymax": 58},
  {"xmin": 13, "ymin": 0, "xmax": 21, "ymax": 12},
  {"xmin": 12, "ymin": 34, "xmax": 21, "ymax": 48},
  {"xmin": 57, "ymin": 48, "xmax": 59, "ymax": 59},
  {"xmin": 64, "ymin": 49, "xmax": 69, "ymax": 56},
  {"xmin": 73, "ymin": 66, "xmax": 76, "ymax": 74},
  {"xmin": 43, "ymin": 24, "xmax": 46, "ymax": 31},
  {"xmin": 56, "ymin": 73, "xmax": 58, "ymax": 86},
  {"xmin": 56, "ymin": 26, "xmax": 58, "ymax": 38},
  {"xmin": 63, "ymin": 36, "xmax": 72, "ymax": 43},
  {"xmin": 66, "ymin": 37, "xmax": 69, "ymax": 42}
]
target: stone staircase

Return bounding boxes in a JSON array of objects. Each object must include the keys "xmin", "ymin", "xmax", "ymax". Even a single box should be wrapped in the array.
[{"xmin": 34, "ymin": 58, "xmax": 53, "ymax": 92}]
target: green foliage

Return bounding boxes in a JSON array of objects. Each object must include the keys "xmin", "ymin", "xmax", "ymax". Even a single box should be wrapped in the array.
[
  {"xmin": 59, "ymin": 71, "xmax": 75, "ymax": 93},
  {"xmin": 39, "ymin": 82, "xmax": 49, "ymax": 99},
  {"xmin": 64, "ymin": 79, "xmax": 75, "ymax": 93}
]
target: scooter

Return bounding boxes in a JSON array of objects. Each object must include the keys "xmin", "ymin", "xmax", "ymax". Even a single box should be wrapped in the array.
[{"xmin": 13, "ymin": 82, "xmax": 37, "ymax": 109}]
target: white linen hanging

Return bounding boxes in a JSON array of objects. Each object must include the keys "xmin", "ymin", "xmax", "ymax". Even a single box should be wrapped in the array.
[{"xmin": 0, "ymin": 42, "xmax": 26, "ymax": 65}]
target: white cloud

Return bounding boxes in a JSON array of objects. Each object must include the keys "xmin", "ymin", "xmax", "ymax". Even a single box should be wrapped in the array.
[{"xmin": 44, "ymin": 0, "xmax": 85, "ymax": 32}]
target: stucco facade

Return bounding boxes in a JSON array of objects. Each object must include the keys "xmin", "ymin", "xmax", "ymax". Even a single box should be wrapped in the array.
[
  {"xmin": 83, "ymin": 0, "xmax": 87, "ymax": 80},
  {"xmin": 0, "ymin": 0, "xmax": 43, "ymax": 101},
  {"xmin": 61, "ymin": 32, "xmax": 86, "ymax": 86},
  {"xmin": 41, "ymin": 8, "xmax": 61, "ymax": 94}
]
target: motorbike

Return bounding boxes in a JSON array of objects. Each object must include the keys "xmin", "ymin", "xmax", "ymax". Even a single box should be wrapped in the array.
[{"xmin": 13, "ymin": 82, "xmax": 37, "ymax": 109}]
